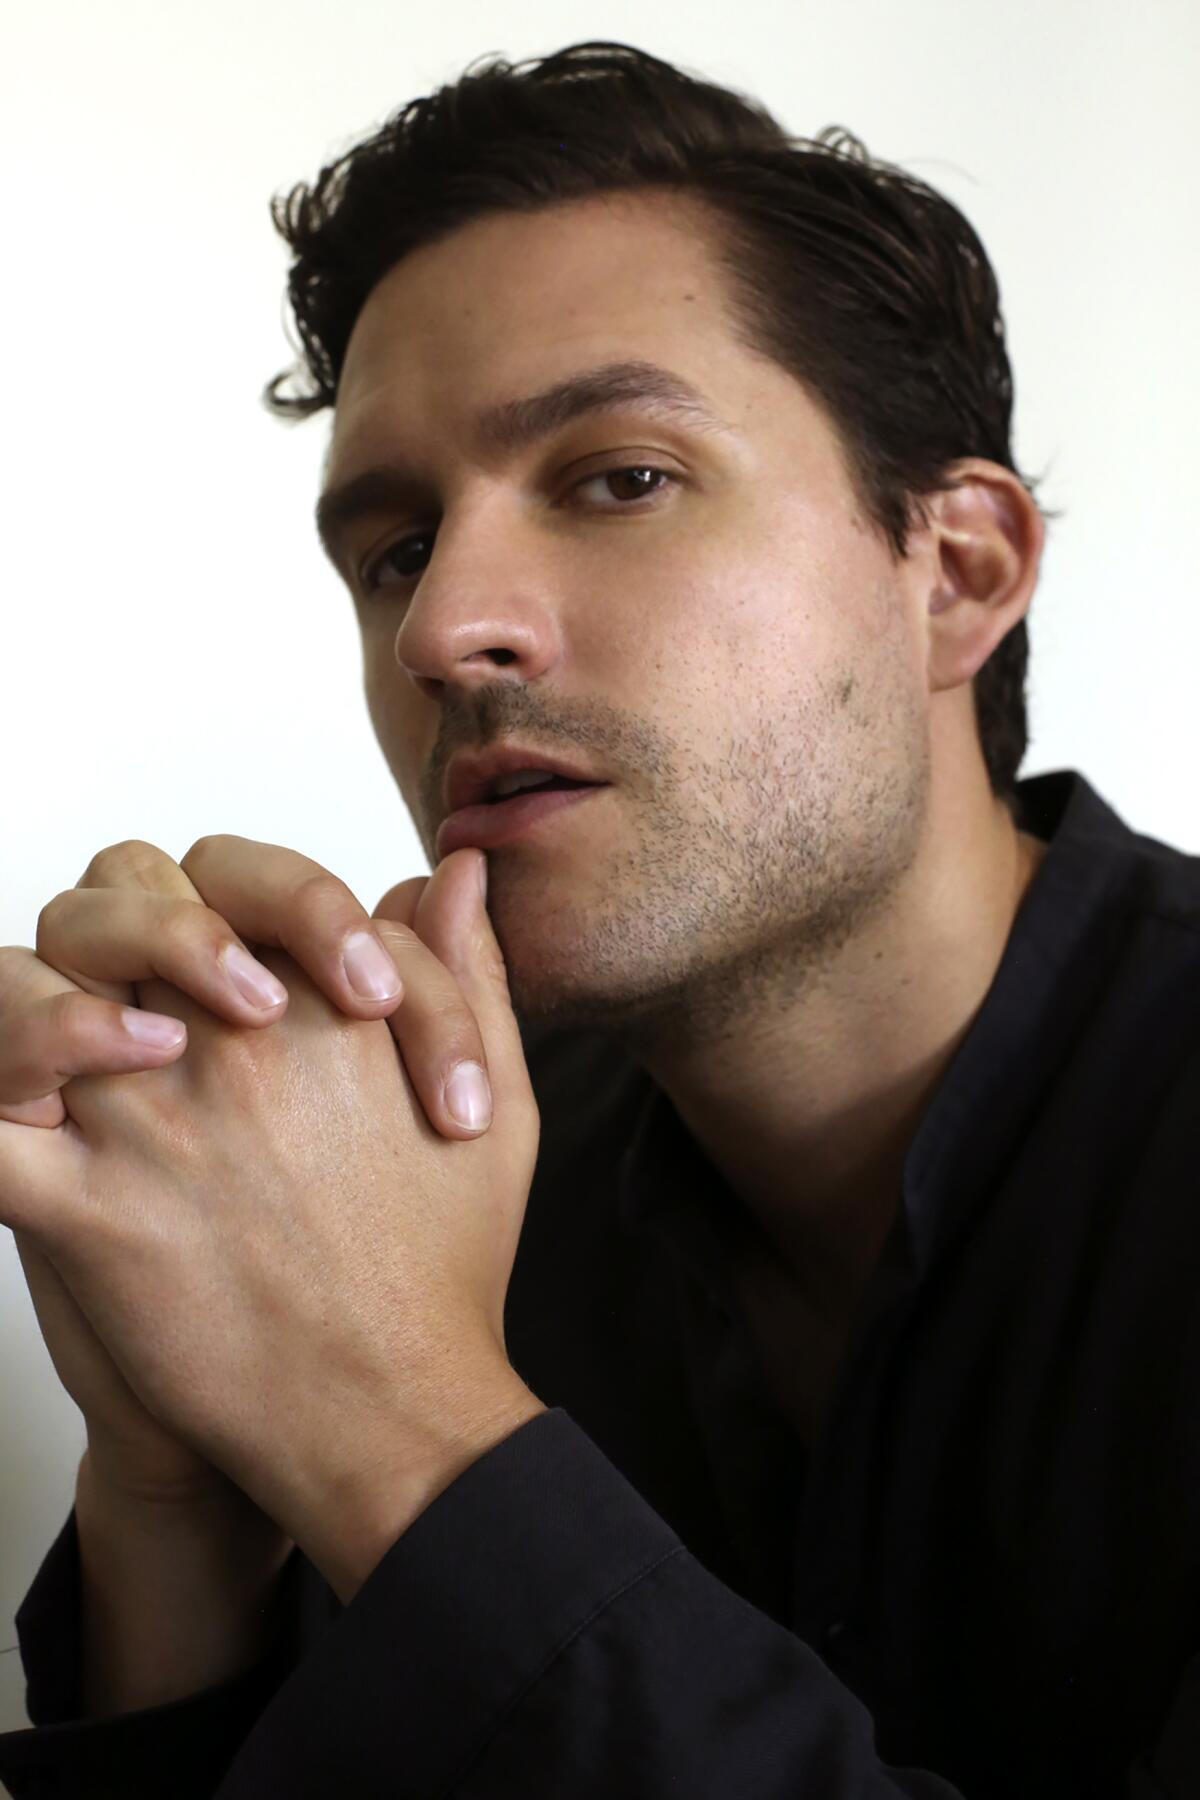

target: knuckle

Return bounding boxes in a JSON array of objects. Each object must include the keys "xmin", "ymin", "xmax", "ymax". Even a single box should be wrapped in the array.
[
  {"xmin": 432, "ymin": 997, "xmax": 486, "ymax": 1060},
  {"xmin": 374, "ymin": 920, "xmax": 419, "ymax": 959},
  {"xmin": 180, "ymin": 833, "xmax": 233, "ymax": 871},
  {"xmin": 45, "ymin": 989, "xmax": 95, "ymax": 1042},
  {"xmin": 197, "ymin": 901, "xmax": 241, "ymax": 951},
  {"xmin": 80, "ymin": 838, "xmax": 165, "ymax": 886},
  {"xmin": 153, "ymin": 897, "xmax": 207, "ymax": 959},
  {"xmin": 0, "ymin": 947, "xmax": 41, "ymax": 1012},
  {"xmin": 35, "ymin": 890, "xmax": 74, "ymax": 946},
  {"xmin": 292, "ymin": 868, "xmax": 359, "ymax": 925},
  {"xmin": 476, "ymin": 939, "xmax": 511, "ymax": 990}
]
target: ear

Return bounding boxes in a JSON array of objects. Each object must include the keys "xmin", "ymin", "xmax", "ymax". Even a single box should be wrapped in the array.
[{"xmin": 919, "ymin": 462, "xmax": 1044, "ymax": 694}]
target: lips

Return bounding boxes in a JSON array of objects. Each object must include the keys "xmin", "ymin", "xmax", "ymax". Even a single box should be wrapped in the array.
[
  {"xmin": 435, "ymin": 779, "xmax": 607, "ymax": 859},
  {"xmin": 486, "ymin": 774, "xmax": 593, "ymax": 803},
  {"xmin": 443, "ymin": 747, "xmax": 607, "ymax": 815}
]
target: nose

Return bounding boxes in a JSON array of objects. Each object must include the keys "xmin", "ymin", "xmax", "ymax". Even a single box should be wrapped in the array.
[{"xmin": 392, "ymin": 515, "xmax": 563, "ymax": 705}]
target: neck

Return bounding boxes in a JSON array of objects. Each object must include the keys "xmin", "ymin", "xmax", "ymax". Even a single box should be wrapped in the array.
[{"xmin": 623, "ymin": 787, "xmax": 1048, "ymax": 1315}]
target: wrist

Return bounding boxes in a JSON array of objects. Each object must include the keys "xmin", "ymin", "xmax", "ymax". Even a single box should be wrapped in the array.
[
  {"xmin": 77, "ymin": 1450, "xmax": 295, "ymax": 1578},
  {"xmin": 299, "ymin": 1376, "xmax": 548, "ymax": 1606},
  {"xmin": 75, "ymin": 1453, "xmax": 297, "ymax": 1718},
  {"xmin": 82, "ymin": 1436, "xmax": 249, "ymax": 1511}
]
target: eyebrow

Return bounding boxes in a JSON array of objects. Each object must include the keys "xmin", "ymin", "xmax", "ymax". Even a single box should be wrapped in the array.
[{"xmin": 314, "ymin": 359, "xmax": 734, "ymax": 562}]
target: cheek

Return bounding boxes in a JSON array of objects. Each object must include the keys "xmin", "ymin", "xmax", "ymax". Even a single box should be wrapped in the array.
[
  {"xmin": 362, "ymin": 653, "xmax": 419, "ymax": 764},
  {"xmin": 362, "ymin": 662, "xmax": 392, "ymax": 746}
]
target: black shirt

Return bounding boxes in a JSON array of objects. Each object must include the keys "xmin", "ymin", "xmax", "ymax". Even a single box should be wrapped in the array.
[{"xmin": 2, "ymin": 766, "xmax": 1199, "ymax": 1798}]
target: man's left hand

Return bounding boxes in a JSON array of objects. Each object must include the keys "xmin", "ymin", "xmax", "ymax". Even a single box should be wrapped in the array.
[{"xmin": 0, "ymin": 846, "xmax": 547, "ymax": 1603}]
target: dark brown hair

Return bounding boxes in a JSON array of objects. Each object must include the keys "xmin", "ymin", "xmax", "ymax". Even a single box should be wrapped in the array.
[{"xmin": 264, "ymin": 40, "xmax": 1062, "ymax": 814}]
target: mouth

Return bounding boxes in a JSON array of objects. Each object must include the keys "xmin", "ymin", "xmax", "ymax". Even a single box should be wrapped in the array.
[{"xmin": 436, "ymin": 778, "xmax": 608, "ymax": 859}]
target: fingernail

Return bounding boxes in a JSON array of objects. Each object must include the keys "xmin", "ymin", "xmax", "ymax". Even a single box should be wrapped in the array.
[
  {"xmin": 343, "ymin": 930, "xmax": 402, "ymax": 1001},
  {"xmin": 478, "ymin": 854, "xmax": 488, "ymax": 902},
  {"xmin": 222, "ymin": 943, "xmax": 288, "ymax": 1009},
  {"xmin": 121, "ymin": 1008, "xmax": 186, "ymax": 1048},
  {"xmin": 445, "ymin": 1061, "xmax": 492, "ymax": 1130}
]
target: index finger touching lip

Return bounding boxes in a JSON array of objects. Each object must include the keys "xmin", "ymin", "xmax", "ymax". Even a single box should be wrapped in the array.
[{"xmin": 179, "ymin": 834, "xmax": 404, "ymax": 1018}]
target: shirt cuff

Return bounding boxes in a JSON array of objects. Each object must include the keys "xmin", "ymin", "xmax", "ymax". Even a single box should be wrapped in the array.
[{"xmin": 221, "ymin": 1405, "xmax": 684, "ymax": 1794}]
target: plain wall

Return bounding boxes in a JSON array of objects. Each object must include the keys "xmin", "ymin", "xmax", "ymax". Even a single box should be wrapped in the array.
[{"xmin": 1, "ymin": 0, "xmax": 1196, "ymax": 1741}]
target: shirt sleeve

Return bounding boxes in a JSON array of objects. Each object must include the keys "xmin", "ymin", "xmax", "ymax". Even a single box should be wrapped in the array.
[
  {"xmin": 0, "ymin": 1407, "xmax": 1189, "ymax": 1799},
  {"xmin": 0, "ymin": 1500, "xmax": 324, "ymax": 1799}
]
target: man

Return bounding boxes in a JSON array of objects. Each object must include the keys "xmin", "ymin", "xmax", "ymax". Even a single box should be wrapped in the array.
[{"xmin": 0, "ymin": 39, "xmax": 1197, "ymax": 1800}]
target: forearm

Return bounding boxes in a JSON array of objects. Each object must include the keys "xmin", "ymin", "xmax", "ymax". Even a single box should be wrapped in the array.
[{"xmin": 74, "ymin": 1449, "xmax": 296, "ymax": 1720}]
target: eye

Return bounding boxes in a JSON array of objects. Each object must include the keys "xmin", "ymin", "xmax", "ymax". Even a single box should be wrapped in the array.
[
  {"xmin": 359, "ymin": 463, "xmax": 678, "ymax": 594},
  {"xmin": 572, "ymin": 464, "xmax": 674, "ymax": 507}
]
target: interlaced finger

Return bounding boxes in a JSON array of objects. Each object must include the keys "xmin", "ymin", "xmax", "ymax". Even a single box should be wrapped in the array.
[
  {"xmin": 37, "ymin": 889, "xmax": 290, "ymax": 1027},
  {"xmin": 71, "ymin": 838, "xmax": 210, "ymax": 1005},
  {"xmin": 178, "ymin": 834, "xmax": 404, "ymax": 1017},
  {"xmin": 0, "ymin": 946, "xmax": 187, "ymax": 1128}
]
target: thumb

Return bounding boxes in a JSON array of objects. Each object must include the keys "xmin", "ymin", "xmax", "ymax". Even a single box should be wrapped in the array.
[
  {"xmin": 370, "ymin": 856, "xmax": 487, "ymax": 958},
  {"xmin": 373, "ymin": 852, "xmax": 528, "ymax": 1084},
  {"xmin": 411, "ymin": 850, "xmax": 529, "ymax": 1087},
  {"xmin": 413, "ymin": 848, "xmax": 501, "ymax": 995}
]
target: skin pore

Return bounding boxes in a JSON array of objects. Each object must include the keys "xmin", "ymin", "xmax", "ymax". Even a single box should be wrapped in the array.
[{"xmin": 319, "ymin": 190, "xmax": 1049, "ymax": 1437}]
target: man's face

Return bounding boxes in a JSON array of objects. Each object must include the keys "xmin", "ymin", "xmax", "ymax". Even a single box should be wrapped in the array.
[{"xmin": 321, "ymin": 192, "xmax": 934, "ymax": 1042}]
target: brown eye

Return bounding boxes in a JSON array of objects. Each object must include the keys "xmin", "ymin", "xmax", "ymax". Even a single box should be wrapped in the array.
[
  {"xmin": 364, "ymin": 532, "xmax": 435, "ymax": 592},
  {"xmin": 360, "ymin": 465, "xmax": 676, "ymax": 595},
  {"xmin": 574, "ymin": 465, "xmax": 674, "ymax": 506}
]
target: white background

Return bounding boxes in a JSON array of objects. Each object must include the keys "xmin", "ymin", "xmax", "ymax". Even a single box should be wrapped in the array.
[{"xmin": 1, "ymin": 0, "xmax": 1196, "ymax": 1746}]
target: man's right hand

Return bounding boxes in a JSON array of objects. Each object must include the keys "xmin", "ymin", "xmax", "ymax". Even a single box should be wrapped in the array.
[{"xmin": 1, "ymin": 834, "xmax": 494, "ymax": 1505}]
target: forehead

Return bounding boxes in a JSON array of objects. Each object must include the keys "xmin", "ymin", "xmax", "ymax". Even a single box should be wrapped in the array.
[
  {"xmin": 319, "ymin": 191, "xmax": 862, "ymax": 536},
  {"xmin": 330, "ymin": 193, "xmax": 744, "ymax": 448}
]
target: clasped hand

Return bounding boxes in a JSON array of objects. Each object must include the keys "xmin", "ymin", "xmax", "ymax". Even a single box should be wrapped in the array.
[{"xmin": 0, "ymin": 835, "xmax": 545, "ymax": 1602}]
